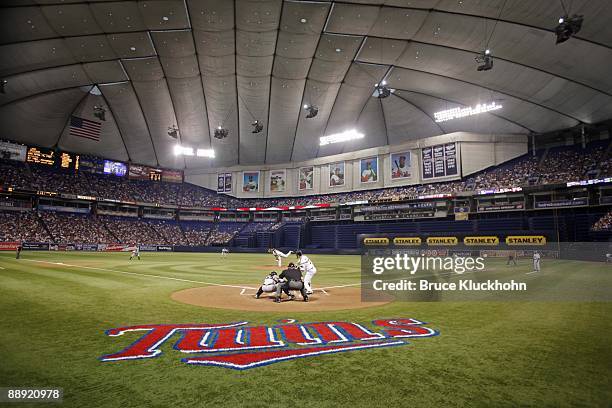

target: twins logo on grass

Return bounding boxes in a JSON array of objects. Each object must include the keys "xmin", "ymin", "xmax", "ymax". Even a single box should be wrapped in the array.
[{"xmin": 100, "ymin": 318, "xmax": 439, "ymax": 370}]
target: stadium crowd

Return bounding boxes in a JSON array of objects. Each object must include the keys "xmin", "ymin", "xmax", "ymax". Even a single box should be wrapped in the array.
[
  {"xmin": 0, "ymin": 210, "xmax": 51, "ymax": 242},
  {"xmin": 1, "ymin": 143, "xmax": 610, "ymax": 209},
  {"xmin": 0, "ymin": 208, "xmax": 246, "ymax": 246},
  {"xmin": 591, "ymin": 211, "xmax": 612, "ymax": 231}
]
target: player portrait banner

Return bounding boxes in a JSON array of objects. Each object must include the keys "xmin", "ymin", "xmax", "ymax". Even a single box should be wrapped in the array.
[
  {"xmin": 360, "ymin": 157, "xmax": 378, "ymax": 183},
  {"xmin": 422, "ymin": 142, "xmax": 458, "ymax": 180},
  {"xmin": 0, "ymin": 141, "xmax": 26, "ymax": 162},
  {"xmin": 270, "ymin": 169, "xmax": 286, "ymax": 192},
  {"xmin": 298, "ymin": 166, "xmax": 314, "ymax": 190},
  {"xmin": 217, "ymin": 174, "xmax": 225, "ymax": 192},
  {"xmin": 390, "ymin": 151, "xmax": 411, "ymax": 180},
  {"xmin": 329, "ymin": 161, "xmax": 345, "ymax": 187},
  {"xmin": 224, "ymin": 173, "xmax": 232, "ymax": 192},
  {"xmin": 242, "ymin": 171, "xmax": 260, "ymax": 192}
]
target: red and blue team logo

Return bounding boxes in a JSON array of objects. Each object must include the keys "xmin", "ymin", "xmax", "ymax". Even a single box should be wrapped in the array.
[{"xmin": 100, "ymin": 318, "xmax": 439, "ymax": 370}]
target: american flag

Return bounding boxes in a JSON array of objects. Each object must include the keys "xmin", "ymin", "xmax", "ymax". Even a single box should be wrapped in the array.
[{"xmin": 70, "ymin": 116, "xmax": 101, "ymax": 141}]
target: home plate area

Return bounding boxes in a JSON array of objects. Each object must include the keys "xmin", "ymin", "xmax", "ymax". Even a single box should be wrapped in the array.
[{"xmin": 171, "ymin": 285, "xmax": 391, "ymax": 312}]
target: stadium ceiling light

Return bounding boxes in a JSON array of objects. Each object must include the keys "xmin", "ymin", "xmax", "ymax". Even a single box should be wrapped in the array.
[
  {"xmin": 475, "ymin": 49, "xmax": 493, "ymax": 71},
  {"xmin": 167, "ymin": 125, "xmax": 178, "ymax": 139},
  {"xmin": 555, "ymin": 14, "xmax": 583, "ymax": 43},
  {"xmin": 251, "ymin": 120, "xmax": 263, "ymax": 134},
  {"xmin": 304, "ymin": 104, "xmax": 318, "ymax": 119},
  {"xmin": 373, "ymin": 81, "xmax": 392, "ymax": 98},
  {"xmin": 319, "ymin": 129, "xmax": 364, "ymax": 146},
  {"xmin": 196, "ymin": 148, "xmax": 215, "ymax": 158},
  {"xmin": 214, "ymin": 126, "xmax": 228, "ymax": 139},
  {"xmin": 0, "ymin": 79, "xmax": 7, "ymax": 94},
  {"xmin": 434, "ymin": 102, "xmax": 502, "ymax": 122},
  {"xmin": 93, "ymin": 105, "xmax": 106, "ymax": 121},
  {"xmin": 174, "ymin": 145, "xmax": 194, "ymax": 156}
]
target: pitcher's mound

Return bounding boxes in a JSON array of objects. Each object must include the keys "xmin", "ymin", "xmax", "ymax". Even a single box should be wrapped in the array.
[{"xmin": 171, "ymin": 285, "xmax": 392, "ymax": 312}]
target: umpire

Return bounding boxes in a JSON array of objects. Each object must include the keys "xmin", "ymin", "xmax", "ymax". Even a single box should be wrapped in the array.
[{"xmin": 274, "ymin": 262, "xmax": 308, "ymax": 303}]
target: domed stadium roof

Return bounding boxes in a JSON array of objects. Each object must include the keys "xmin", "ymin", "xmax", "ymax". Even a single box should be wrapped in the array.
[{"xmin": 1, "ymin": 0, "xmax": 611, "ymax": 169}]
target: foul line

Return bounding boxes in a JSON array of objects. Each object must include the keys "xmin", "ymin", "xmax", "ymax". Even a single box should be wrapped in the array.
[{"xmin": 19, "ymin": 259, "xmax": 256, "ymax": 290}]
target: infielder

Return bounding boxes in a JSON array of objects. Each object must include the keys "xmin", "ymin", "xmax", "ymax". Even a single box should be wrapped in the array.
[
  {"xmin": 221, "ymin": 248, "xmax": 229, "ymax": 258},
  {"xmin": 269, "ymin": 248, "xmax": 292, "ymax": 267},
  {"xmin": 532, "ymin": 251, "xmax": 541, "ymax": 272},
  {"xmin": 255, "ymin": 271, "xmax": 279, "ymax": 299},
  {"xmin": 295, "ymin": 250, "xmax": 316, "ymax": 295}
]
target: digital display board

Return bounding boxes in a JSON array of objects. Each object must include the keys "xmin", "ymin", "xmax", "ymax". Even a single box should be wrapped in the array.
[
  {"xmin": 162, "ymin": 169, "xmax": 183, "ymax": 183},
  {"xmin": 129, "ymin": 164, "xmax": 162, "ymax": 182},
  {"xmin": 26, "ymin": 147, "xmax": 55, "ymax": 166},
  {"xmin": 103, "ymin": 160, "xmax": 127, "ymax": 177},
  {"xmin": 149, "ymin": 169, "xmax": 162, "ymax": 181},
  {"xmin": 79, "ymin": 156, "xmax": 105, "ymax": 174},
  {"xmin": 0, "ymin": 141, "xmax": 27, "ymax": 162},
  {"xmin": 59, "ymin": 152, "xmax": 79, "ymax": 171}
]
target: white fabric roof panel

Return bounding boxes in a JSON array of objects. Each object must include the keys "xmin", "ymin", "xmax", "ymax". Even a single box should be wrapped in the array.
[
  {"xmin": 0, "ymin": 39, "xmax": 75, "ymax": 77},
  {"xmin": 166, "ymin": 76, "xmax": 211, "ymax": 147},
  {"xmin": 395, "ymin": 90, "xmax": 527, "ymax": 135},
  {"xmin": 356, "ymin": 37, "xmax": 408, "ymax": 65},
  {"xmin": 389, "ymin": 67, "xmax": 577, "ymax": 133},
  {"xmin": 394, "ymin": 42, "xmax": 612, "ymax": 124},
  {"xmin": 41, "ymin": 4, "xmax": 104, "ymax": 37},
  {"xmin": 1, "ymin": 0, "xmax": 611, "ymax": 169},
  {"xmin": 435, "ymin": 0, "xmax": 612, "ymax": 47},
  {"xmin": 412, "ymin": 11, "xmax": 612, "ymax": 94},
  {"xmin": 187, "ymin": 0, "xmax": 234, "ymax": 31},
  {"xmin": 89, "ymin": 1, "xmax": 148, "ymax": 33},
  {"xmin": 131, "ymin": 79, "xmax": 183, "ymax": 168},
  {"xmin": 122, "ymin": 57, "xmax": 164, "ymax": 81},
  {"xmin": 291, "ymin": 81, "xmax": 342, "ymax": 162},
  {"xmin": 137, "ymin": 0, "xmax": 190, "ymax": 31},
  {"xmin": 0, "ymin": 65, "xmax": 90, "ymax": 106},
  {"xmin": 323, "ymin": 63, "xmax": 388, "ymax": 136},
  {"xmin": 0, "ymin": 88, "xmax": 88, "ymax": 147},
  {"xmin": 82, "ymin": 61, "xmax": 129, "ymax": 83},
  {"xmin": 107, "ymin": 32, "xmax": 156, "ymax": 58},
  {"xmin": 0, "ymin": 7, "xmax": 57, "ymax": 44},
  {"xmin": 99, "ymin": 82, "xmax": 159, "ymax": 166},
  {"xmin": 381, "ymin": 93, "xmax": 443, "ymax": 145},
  {"xmin": 64, "ymin": 35, "xmax": 117, "ymax": 62},
  {"xmin": 265, "ymin": 77, "xmax": 306, "ymax": 163}
]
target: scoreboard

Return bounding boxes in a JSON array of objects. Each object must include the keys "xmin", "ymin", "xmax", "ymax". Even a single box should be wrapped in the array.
[
  {"xmin": 26, "ymin": 147, "xmax": 55, "ymax": 166},
  {"xmin": 59, "ymin": 152, "xmax": 79, "ymax": 170},
  {"xmin": 26, "ymin": 147, "xmax": 79, "ymax": 170}
]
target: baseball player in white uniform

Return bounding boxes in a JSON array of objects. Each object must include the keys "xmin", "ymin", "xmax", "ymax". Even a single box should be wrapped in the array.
[
  {"xmin": 255, "ymin": 271, "xmax": 280, "ymax": 299},
  {"xmin": 532, "ymin": 251, "xmax": 541, "ymax": 272},
  {"xmin": 295, "ymin": 250, "xmax": 316, "ymax": 295},
  {"xmin": 129, "ymin": 245, "xmax": 140, "ymax": 261},
  {"xmin": 221, "ymin": 248, "xmax": 229, "ymax": 258},
  {"xmin": 269, "ymin": 248, "xmax": 292, "ymax": 267}
]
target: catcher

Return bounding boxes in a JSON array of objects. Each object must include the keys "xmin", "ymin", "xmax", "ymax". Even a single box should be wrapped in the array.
[{"xmin": 255, "ymin": 271, "xmax": 280, "ymax": 299}]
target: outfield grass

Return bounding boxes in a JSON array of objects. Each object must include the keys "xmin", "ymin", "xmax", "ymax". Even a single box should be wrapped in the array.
[{"xmin": 0, "ymin": 251, "xmax": 610, "ymax": 407}]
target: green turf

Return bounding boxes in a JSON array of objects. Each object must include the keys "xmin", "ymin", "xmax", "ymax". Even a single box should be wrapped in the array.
[{"xmin": 0, "ymin": 251, "xmax": 610, "ymax": 407}]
